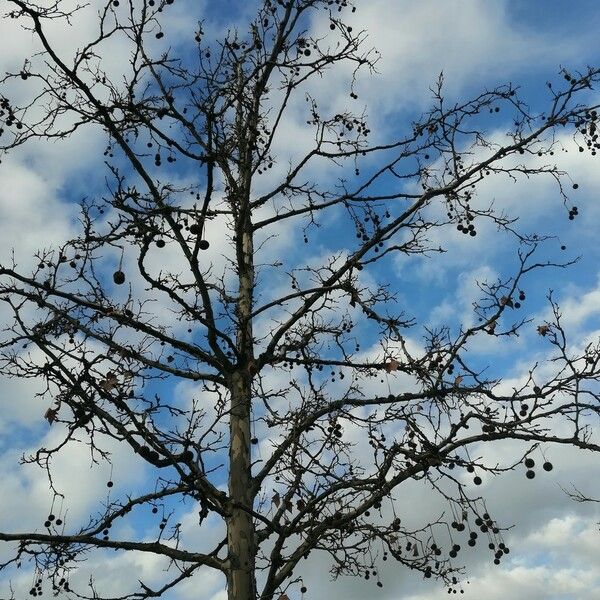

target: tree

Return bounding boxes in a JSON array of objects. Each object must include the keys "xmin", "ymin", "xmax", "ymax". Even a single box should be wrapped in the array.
[{"xmin": 0, "ymin": 1, "xmax": 599, "ymax": 599}]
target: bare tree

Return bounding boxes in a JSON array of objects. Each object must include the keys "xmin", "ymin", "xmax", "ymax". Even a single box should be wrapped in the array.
[{"xmin": 0, "ymin": 1, "xmax": 599, "ymax": 599}]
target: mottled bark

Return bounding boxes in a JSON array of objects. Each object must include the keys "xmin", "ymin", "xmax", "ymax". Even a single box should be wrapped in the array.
[
  {"xmin": 227, "ymin": 160, "xmax": 257, "ymax": 599},
  {"xmin": 227, "ymin": 371, "xmax": 256, "ymax": 600}
]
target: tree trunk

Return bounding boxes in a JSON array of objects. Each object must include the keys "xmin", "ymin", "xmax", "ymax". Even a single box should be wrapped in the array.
[
  {"xmin": 227, "ymin": 176, "xmax": 256, "ymax": 599},
  {"xmin": 227, "ymin": 370, "xmax": 256, "ymax": 600}
]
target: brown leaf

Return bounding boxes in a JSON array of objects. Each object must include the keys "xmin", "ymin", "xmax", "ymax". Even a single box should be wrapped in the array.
[
  {"xmin": 537, "ymin": 324, "xmax": 550, "ymax": 337},
  {"xmin": 384, "ymin": 358, "xmax": 399, "ymax": 373},
  {"xmin": 100, "ymin": 371, "xmax": 118, "ymax": 392},
  {"xmin": 278, "ymin": 595, "xmax": 290, "ymax": 600},
  {"xmin": 499, "ymin": 295, "xmax": 513, "ymax": 307},
  {"xmin": 272, "ymin": 492, "xmax": 280, "ymax": 508},
  {"xmin": 44, "ymin": 407, "xmax": 59, "ymax": 424},
  {"xmin": 454, "ymin": 375, "xmax": 463, "ymax": 387},
  {"xmin": 284, "ymin": 499, "xmax": 294, "ymax": 513}
]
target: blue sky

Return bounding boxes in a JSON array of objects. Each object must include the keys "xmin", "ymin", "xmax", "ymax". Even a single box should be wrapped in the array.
[{"xmin": 1, "ymin": 1, "xmax": 600, "ymax": 600}]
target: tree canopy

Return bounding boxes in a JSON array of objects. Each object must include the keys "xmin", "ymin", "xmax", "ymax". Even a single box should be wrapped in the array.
[{"xmin": 0, "ymin": 1, "xmax": 599, "ymax": 599}]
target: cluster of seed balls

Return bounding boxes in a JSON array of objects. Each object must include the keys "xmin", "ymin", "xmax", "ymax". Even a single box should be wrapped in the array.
[
  {"xmin": 112, "ymin": 223, "xmax": 210, "ymax": 285},
  {"xmin": 524, "ymin": 457, "xmax": 553, "ymax": 479}
]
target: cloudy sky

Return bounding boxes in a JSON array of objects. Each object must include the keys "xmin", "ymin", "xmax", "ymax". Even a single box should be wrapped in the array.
[{"xmin": 1, "ymin": 1, "xmax": 600, "ymax": 599}]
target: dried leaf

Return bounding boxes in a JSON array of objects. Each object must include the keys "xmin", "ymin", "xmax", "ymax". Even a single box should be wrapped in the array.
[
  {"xmin": 278, "ymin": 595, "xmax": 290, "ymax": 600},
  {"xmin": 44, "ymin": 407, "xmax": 59, "ymax": 424},
  {"xmin": 537, "ymin": 324, "xmax": 550, "ymax": 337},
  {"xmin": 100, "ymin": 371, "xmax": 118, "ymax": 392},
  {"xmin": 272, "ymin": 492, "xmax": 280, "ymax": 508},
  {"xmin": 499, "ymin": 295, "xmax": 513, "ymax": 307},
  {"xmin": 384, "ymin": 358, "xmax": 399, "ymax": 373},
  {"xmin": 284, "ymin": 499, "xmax": 293, "ymax": 513},
  {"xmin": 454, "ymin": 375, "xmax": 463, "ymax": 387}
]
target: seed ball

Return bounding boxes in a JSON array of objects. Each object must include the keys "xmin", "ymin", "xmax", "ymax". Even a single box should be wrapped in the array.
[
  {"xmin": 301, "ymin": 586, "xmax": 307, "ymax": 593},
  {"xmin": 525, "ymin": 458, "xmax": 535, "ymax": 468},
  {"xmin": 198, "ymin": 239, "xmax": 210, "ymax": 250},
  {"xmin": 55, "ymin": 519, "xmax": 62, "ymax": 526},
  {"xmin": 152, "ymin": 507, "xmax": 158, "ymax": 514},
  {"xmin": 525, "ymin": 470, "xmax": 535, "ymax": 479},
  {"xmin": 189, "ymin": 223, "xmax": 201, "ymax": 235},
  {"xmin": 543, "ymin": 461, "xmax": 554, "ymax": 471},
  {"xmin": 44, "ymin": 520, "xmax": 51, "ymax": 527},
  {"xmin": 113, "ymin": 270, "xmax": 125, "ymax": 285},
  {"xmin": 573, "ymin": 183, "xmax": 579, "ymax": 189},
  {"xmin": 156, "ymin": 239, "xmax": 166, "ymax": 248},
  {"xmin": 251, "ymin": 437, "xmax": 258, "ymax": 445},
  {"xmin": 468, "ymin": 539, "xmax": 476, "ymax": 547},
  {"xmin": 473, "ymin": 476, "xmax": 482, "ymax": 485},
  {"xmin": 107, "ymin": 480, "xmax": 114, "ymax": 487},
  {"xmin": 48, "ymin": 514, "xmax": 55, "ymax": 521}
]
